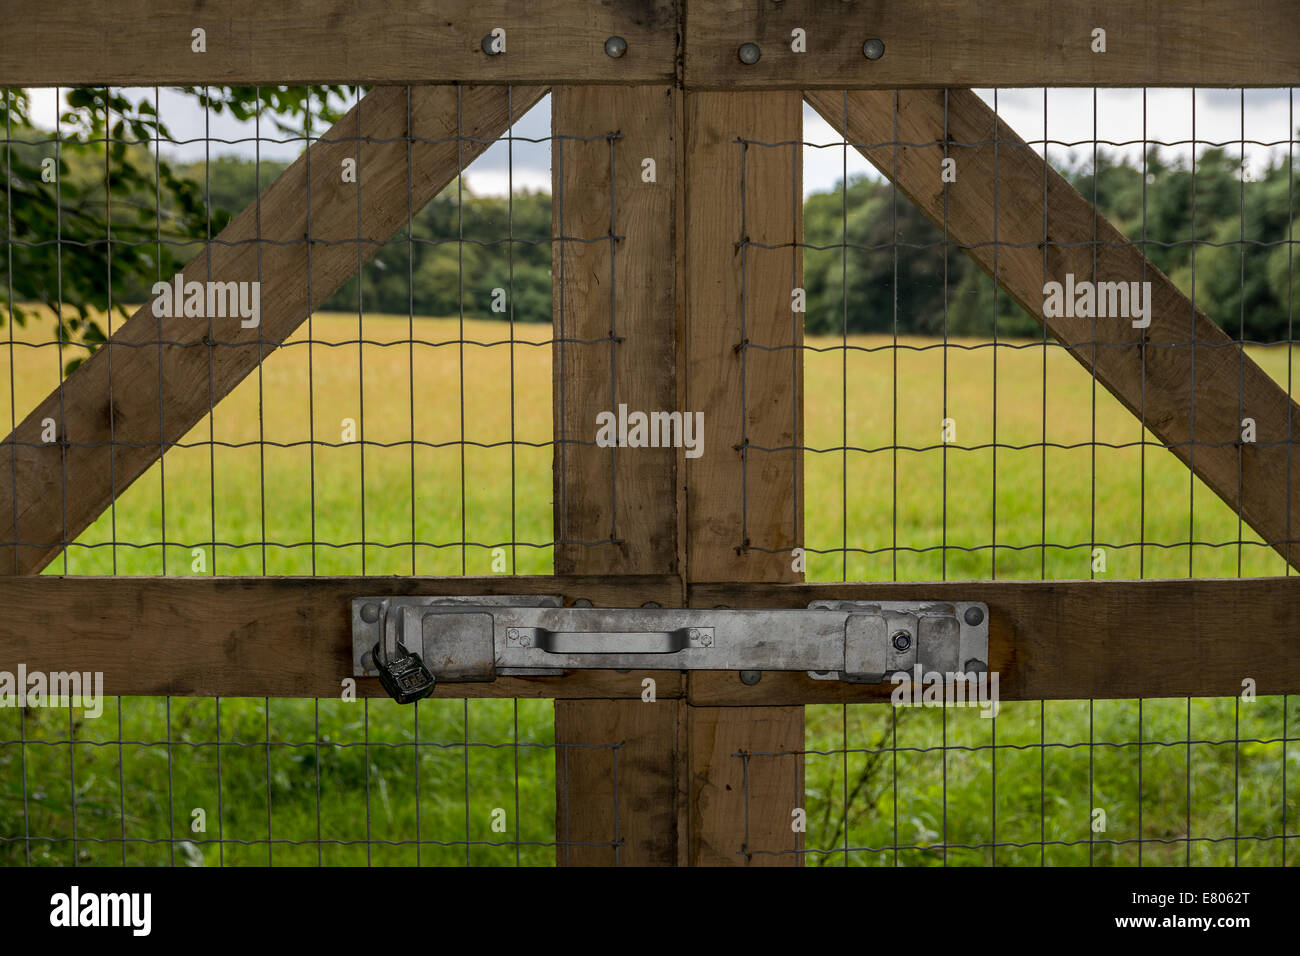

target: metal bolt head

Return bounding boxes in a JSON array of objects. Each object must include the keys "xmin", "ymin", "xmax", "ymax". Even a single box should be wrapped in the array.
[
  {"xmin": 699, "ymin": 631, "xmax": 713, "ymax": 647},
  {"xmin": 518, "ymin": 633, "xmax": 531, "ymax": 647},
  {"xmin": 507, "ymin": 627, "xmax": 519, "ymax": 640},
  {"xmin": 360, "ymin": 603, "xmax": 380, "ymax": 624},
  {"xmin": 964, "ymin": 605, "xmax": 985, "ymax": 627},
  {"xmin": 689, "ymin": 628, "xmax": 700, "ymax": 639},
  {"xmin": 738, "ymin": 42, "xmax": 761, "ymax": 65},
  {"xmin": 740, "ymin": 670, "xmax": 762, "ymax": 686},
  {"xmin": 892, "ymin": 630, "xmax": 912, "ymax": 651},
  {"xmin": 605, "ymin": 35, "xmax": 627, "ymax": 58},
  {"xmin": 863, "ymin": 38, "xmax": 885, "ymax": 60}
]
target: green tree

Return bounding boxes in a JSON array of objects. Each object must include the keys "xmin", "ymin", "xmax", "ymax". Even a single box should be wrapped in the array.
[{"xmin": 1, "ymin": 87, "xmax": 353, "ymax": 370}]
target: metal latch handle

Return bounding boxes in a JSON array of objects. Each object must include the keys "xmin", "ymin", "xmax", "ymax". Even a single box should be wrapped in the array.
[{"xmin": 511, "ymin": 626, "xmax": 705, "ymax": 654}]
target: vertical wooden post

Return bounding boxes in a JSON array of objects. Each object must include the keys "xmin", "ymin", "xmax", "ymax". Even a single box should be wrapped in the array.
[
  {"xmin": 683, "ymin": 92, "xmax": 806, "ymax": 866},
  {"xmin": 551, "ymin": 86, "xmax": 686, "ymax": 865}
]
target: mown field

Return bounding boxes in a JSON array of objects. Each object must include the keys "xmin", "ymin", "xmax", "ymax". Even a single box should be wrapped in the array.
[{"xmin": 1, "ymin": 311, "xmax": 1296, "ymax": 865}]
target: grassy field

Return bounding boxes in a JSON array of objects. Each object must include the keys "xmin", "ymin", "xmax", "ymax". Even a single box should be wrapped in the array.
[{"xmin": 1, "ymin": 310, "xmax": 1296, "ymax": 865}]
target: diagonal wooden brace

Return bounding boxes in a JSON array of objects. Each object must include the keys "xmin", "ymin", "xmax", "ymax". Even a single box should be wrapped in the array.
[
  {"xmin": 806, "ymin": 88, "xmax": 1300, "ymax": 571},
  {"xmin": 1, "ymin": 84, "xmax": 545, "ymax": 575}
]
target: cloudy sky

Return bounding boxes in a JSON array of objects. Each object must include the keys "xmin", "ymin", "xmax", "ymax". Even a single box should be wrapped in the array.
[{"xmin": 25, "ymin": 86, "xmax": 1298, "ymax": 197}]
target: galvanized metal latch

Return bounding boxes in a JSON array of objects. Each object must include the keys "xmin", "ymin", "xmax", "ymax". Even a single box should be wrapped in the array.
[{"xmin": 352, "ymin": 596, "xmax": 988, "ymax": 702}]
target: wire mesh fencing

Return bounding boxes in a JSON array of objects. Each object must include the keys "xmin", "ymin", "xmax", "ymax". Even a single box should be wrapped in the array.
[
  {"xmin": 742, "ymin": 697, "xmax": 1297, "ymax": 866},
  {"xmin": 731, "ymin": 86, "xmax": 1299, "ymax": 865},
  {"xmin": 0, "ymin": 84, "xmax": 622, "ymax": 576},
  {"xmin": 0, "ymin": 84, "xmax": 633, "ymax": 866},
  {"xmin": 3, "ymin": 80, "xmax": 1298, "ymax": 867},
  {"xmin": 735, "ymin": 87, "xmax": 1299, "ymax": 580},
  {"xmin": 0, "ymin": 695, "xmax": 624, "ymax": 867}
]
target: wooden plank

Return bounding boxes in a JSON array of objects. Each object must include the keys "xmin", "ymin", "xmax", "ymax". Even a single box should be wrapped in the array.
[
  {"xmin": 555, "ymin": 699, "xmax": 685, "ymax": 866},
  {"xmin": 688, "ymin": 706, "xmax": 804, "ymax": 866},
  {"xmin": 550, "ymin": 86, "xmax": 685, "ymax": 866},
  {"xmin": 552, "ymin": 85, "xmax": 680, "ymax": 576},
  {"xmin": 684, "ymin": 92, "xmax": 803, "ymax": 581},
  {"xmin": 1, "ymin": 0, "xmax": 676, "ymax": 85},
  {"xmin": 688, "ymin": 578, "xmax": 1300, "ymax": 705},
  {"xmin": 0, "ymin": 84, "xmax": 544, "ymax": 576},
  {"xmin": 3, "ymin": 573, "xmax": 1292, "ymax": 704},
  {"xmin": 807, "ymin": 87, "xmax": 1300, "ymax": 572},
  {"xmin": 0, "ymin": 574, "xmax": 683, "ymax": 699},
  {"xmin": 686, "ymin": 0, "xmax": 1300, "ymax": 89},
  {"xmin": 684, "ymin": 91, "xmax": 804, "ymax": 866}
]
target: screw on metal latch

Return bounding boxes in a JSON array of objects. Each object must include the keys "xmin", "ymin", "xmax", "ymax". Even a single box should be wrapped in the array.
[
  {"xmin": 892, "ymin": 630, "xmax": 912, "ymax": 651},
  {"xmin": 740, "ymin": 670, "xmax": 762, "ymax": 686},
  {"xmin": 964, "ymin": 605, "xmax": 985, "ymax": 627},
  {"xmin": 605, "ymin": 36, "xmax": 627, "ymax": 58},
  {"xmin": 507, "ymin": 627, "xmax": 519, "ymax": 642},
  {"xmin": 738, "ymin": 42, "xmax": 761, "ymax": 65},
  {"xmin": 863, "ymin": 38, "xmax": 885, "ymax": 60},
  {"xmin": 360, "ymin": 603, "xmax": 380, "ymax": 623}
]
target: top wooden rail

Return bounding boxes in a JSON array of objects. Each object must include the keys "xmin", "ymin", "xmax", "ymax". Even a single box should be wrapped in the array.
[{"xmin": 4, "ymin": 0, "xmax": 1297, "ymax": 89}]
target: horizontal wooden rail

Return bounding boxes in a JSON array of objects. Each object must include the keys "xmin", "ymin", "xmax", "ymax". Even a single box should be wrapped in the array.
[
  {"xmin": 686, "ymin": 0, "xmax": 1300, "ymax": 89},
  {"xmin": 689, "ymin": 578, "xmax": 1300, "ymax": 705},
  {"xmin": 3, "ymin": 0, "xmax": 677, "ymax": 86},
  {"xmin": 0, "ymin": 575, "xmax": 1294, "ymax": 702},
  {"xmin": 5, "ymin": 1, "xmax": 1296, "ymax": 88}
]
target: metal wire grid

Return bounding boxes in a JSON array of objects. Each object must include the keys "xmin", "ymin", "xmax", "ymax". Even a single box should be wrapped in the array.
[
  {"xmin": 1, "ymin": 84, "xmax": 627, "ymax": 573},
  {"xmin": 0, "ymin": 696, "xmax": 623, "ymax": 866},
  {"xmin": 728, "ymin": 87, "xmax": 1298, "ymax": 866},
  {"xmin": 734, "ymin": 87, "xmax": 1299, "ymax": 581},
  {"xmin": 740, "ymin": 696, "xmax": 1297, "ymax": 867},
  {"xmin": 0, "ymin": 84, "xmax": 630, "ymax": 865}
]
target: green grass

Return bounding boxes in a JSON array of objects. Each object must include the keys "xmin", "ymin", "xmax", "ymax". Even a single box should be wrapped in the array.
[{"xmin": 1, "ymin": 311, "xmax": 1297, "ymax": 865}]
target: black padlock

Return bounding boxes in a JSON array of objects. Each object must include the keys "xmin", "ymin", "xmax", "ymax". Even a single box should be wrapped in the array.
[{"xmin": 372, "ymin": 641, "xmax": 436, "ymax": 704}]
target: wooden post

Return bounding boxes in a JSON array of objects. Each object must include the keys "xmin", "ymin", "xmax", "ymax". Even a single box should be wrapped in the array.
[
  {"xmin": 550, "ymin": 86, "xmax": 686, "ymax": 865},
  {"xmin": 683, "ymin": 91, "xmax": 805, "ymax": 866}
]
